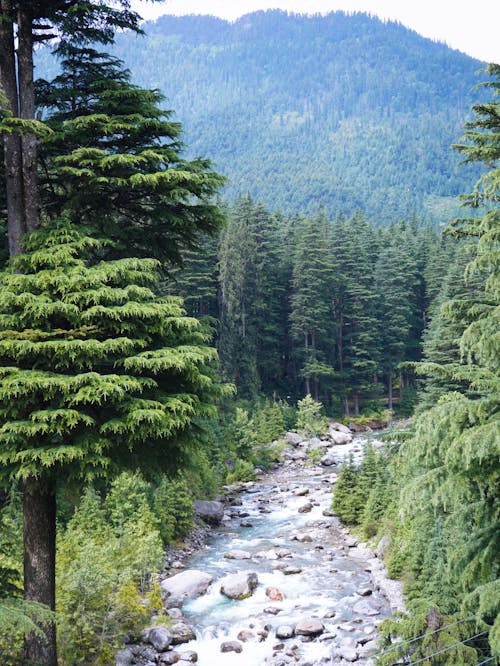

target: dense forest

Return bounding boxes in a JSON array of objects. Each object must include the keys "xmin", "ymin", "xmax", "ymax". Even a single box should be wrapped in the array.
[
  {"xmin": 105, "ymin": 11, "xmax": 485, "ymax": 223},
  {"xmin": 0, "ymin": 3, "xmax": 498, "ymax": 666}
]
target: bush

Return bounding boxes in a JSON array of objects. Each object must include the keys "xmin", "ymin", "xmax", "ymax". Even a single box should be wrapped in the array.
[
  {"xmin": 226, "ymin": 459, "xmax": 256, "ymax": 484},
  {"xmin": 296, "ymin": 395, "xmax": 328, "ymax": 435}
]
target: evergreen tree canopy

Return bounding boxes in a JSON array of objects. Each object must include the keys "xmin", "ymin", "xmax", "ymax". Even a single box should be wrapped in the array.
[{"xmin": 0, "ymin": 221, "xmax": 224, "ymax": 485}]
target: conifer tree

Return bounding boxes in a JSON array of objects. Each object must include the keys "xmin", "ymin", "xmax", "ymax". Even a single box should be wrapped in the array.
[{"xmin": 0, "ymin": 222, "xmax": 224, "ymax": 663}]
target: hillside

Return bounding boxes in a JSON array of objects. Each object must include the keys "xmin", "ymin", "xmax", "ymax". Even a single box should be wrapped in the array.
[{"xmin": 107, "ymin": 10, "xmax": 485, "ymax": 223}]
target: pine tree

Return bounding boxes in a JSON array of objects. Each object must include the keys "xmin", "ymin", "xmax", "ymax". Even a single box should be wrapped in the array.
[{"xmin": 0, "ymin": 222, "xmax": 225, "ymax": 662}]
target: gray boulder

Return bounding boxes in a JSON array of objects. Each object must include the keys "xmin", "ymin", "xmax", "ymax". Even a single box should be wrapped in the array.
[
  {"xmin": 294, "ymin": 617, "xmax": 324, "ymax": 636},
  {"xmin": 329, "ymin": 429, "xmax": 352, "ymax": 445},
  {"xmin": 276, "ymin": 625, "xmax": 295, "ymax": 639},
  {"xmin": 285, "ymin": 432, "xmax": 305, "ymax": 446},
  {"xmin": 194, "ymin": 500, "xmax": 224, "ymax": 525},
  {"xmin": 161, "ymin": 570, "xmax": 213, "ymax": 602},
  {"xmin": 224, "ymin": 549, "xmax": 252, "ymax": 560},
  {"xmin": 171, "ymin": 623, "xmax": 196, "ymax": 645},
  {"xmin": 321, "ymin": 452, "xmax": 336, "ymax": 466},
  {"xmin": 115, "ymin": 648, "xmax": 134, "ymax": 666},
  {"xmin": 148, "ymin": 626, "xmax": 173, "ymax": 652},
  {"xmin": 220, "ymin": 571, "xmax": 258, "ymax": 600},
  {"xmin": 220, "ymin": 640, "xmax": 243, "ymax": 653},
  {"xmin": 330, "ymin": 422, "xmax": 352, "ymax": 435}
]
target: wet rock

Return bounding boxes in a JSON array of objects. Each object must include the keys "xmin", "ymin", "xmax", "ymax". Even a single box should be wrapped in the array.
[
  {"xmin": 293, "ymin": 486, "xmax": 310, "ymax": 496},
  {"xmin": 167, "ymin": 608, "xmax": 184, "ymax": 621},
  {"xmin": 353, "ymin": 600, "xmax": 381, "ymax": 616},
  {"xmin": 292, "ymin": 532, "xmax": 313, "ymax": 543},
  {"xmin": 323, "ymin": 609, "xmax": 336, "ymax": 618},
  {"xmin": 294, "ymin": 617, "xmax": 324, "ymax": 636},
  {"xmin": 329, "ymin": 429, "xmax": 352, "ymax": 445},
  {"xmin": 356, "ymin": 587, "xmax": 373, "ymax": 596},
  {"xmin": 237, "ymin": 629, "xmax": 255, "ymax": 642},
  {"xmin": 240, "ymin": 520, "xmax": 254, "ymax": 528},
  {"xmin": 283, "ymin": 565, "xmax": 302, "ymax": 575},
  {"xmin": 224, "ymin": 549, "xmax": 252, "ymax": 560},
  {"xmin": 148, "ymin": 626, "xmax": 173, "ymax": 651},
  {"xmin": 298, "ymin": 501, "xmax": 312, "ymax": 513},
  {"xmin": 130, "ymin": 645, "xmax": 157, "ymax": 661},
  {"xmin": 220, "ymin": 640, "xmax": 243, "ymax": 654},
  {"xmin": 318, "ymin": 631, "xmax": 337, "ymax": 642},
  {"xmin": 322, "ymin": 507, "xmax": 335, "ymax": 517},
  {"xmin": 276, "ymin": 625, "xmax": 295, "ymax": 639},
  {"xmin": 266, "ymin": 586, "xmax": 284, "ymax": 601},
  {"xmin": 330, "ymin": 422, "xmax": 352, "ymax": 435},
  {"xmin": 220, "ymin": 571, "xmax": 258, "ymax": 600},
  {"xmin": 321, "ymin": 452, "xmax": 336, "ymax": 466},
  {"xmin": 357, "ymin": 638, "xmax": 378, "ymax": 657},
  {"xmin": 178, "ymin": 651, "xmax": 197, "ymax": 663},
  {"xmin": 194, "ymin": 500, "xmax": 224, "ymax": 525},
  {"xmin": 337, "ymin": 637, "xmax": 358, "ymax": 661},
  {"xmin": 265, "ymin": 606, "xmax": 282, "ymax": 615},
  {"xmin": 345, "ymin": 536, "xmax": 358, "ymax": 548},
  {"xmin": 161, "ymin": 570, "xmax": 213, "ymax": 602},
  {"xmin": 283, "ymin": 449, "xmax": 307, "ymax": 461},
  {"xmin": 115, "ymin": 648, "xmax": 133, "ymax": 666},
  {"xmin": 171, "ymin": 623, "xmax": 196, "ymax": 645},
  {"xmin": 158, "ymin": 654, "xmax": 180, "ymax": 665},
  {"xmin": 338, "ymin": 623, "xmax": 356, "ymax": 632}
]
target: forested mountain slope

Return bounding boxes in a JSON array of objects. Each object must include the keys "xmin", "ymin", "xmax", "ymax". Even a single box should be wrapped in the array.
[{"xmin": 107, "ymin": 10, "xmax": 486, "ymax": 223}]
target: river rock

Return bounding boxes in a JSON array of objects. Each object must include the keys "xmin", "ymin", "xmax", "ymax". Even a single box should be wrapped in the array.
[
  {"xmin": 194, "ymin": 500, "xmax": 224, "ymax": 525},
  {"xmin": 224, "ymin": 549, "xmax": 252, "ymax": 560},
  {"xmin": 265, "ymin": 606, "xmax": 282, "ymax": 615},
  {"xmin": 266, "ymin": 586, "xmax": 284, "ymax": 601},
  {"xmin": 115, "ymin": 648, "xmax": 134, "ymax": 666},
  {"xmin": 167, "ymin": 608, "xmax": 184, "ymax": 621},
  {"xmin": 283, "ymin": 449, "xmax": 307, "ymax": 461},
  {"xmin": 293, "ymin": 486, "xmax": 310, "ymax": 496},
  {"xmin": 240, "ymin": 520, "xmax": 254, "ymax": 528},
  {"xmin": 298, "ymin": 501, "xmax": 312, "ymax": 513},
  {"xmin": 337, "ymin": 637, "xmax": 358, "ymax": 661},
  {"xmin": 276, "ymin": 625, "xmax": 295, "ymax": 639},
  {"xmin": 283, "ymin": 565, "xmax": 302, "ymax": 575},
  {"xmin": 237, "ymin": 629, "xmax": 255, "ymax": 642},
  {"xmin": 322, "ymin": 507, "xmax": 335, "ymax": 517},
  {"xmin": 356, "ymin": 587, "xmax": 373, "ymax": 596},
  {"xmin": 358, "ymin": 638, "xmax": 378, "ymax": 657},
  {"xmin": 285, "ymin": 432, "xmax": 305, "ymax": 446},
  {"xmin": 329, "ymin": 429, "xmax": 352, "ymax": 445},
  {"xmin": 330, "ymin": 422, "xmax": 352, "ymax": 435},
  {"xmin": 220, "ymin": 571, "xmax": 258, "ymax": 600},
  {"xmin": 321, "ymin": 452, "xmax": 336, "ymax": 466},
  {"xmin": 148, "ymin": 626, "xmax": 173, "ymax": 651},
  {"xmin": 353, "ymin": 599, "xmax": 381, "ymax": 616},
  {"xmin": 294, "ymin": 617, "xmax": 324, "ymax": 636},
  {"xmin": 158, "ymin": 653, "xmax": 180, "ymax": 665},
  {"xmin": 161, "ymin": 570, "xmax": 213, "ymax": 602},
  {"xmin": 220, "ymin": 640, "xmax": 243, "ymax": 653},
  {"xmin": 178, "ymin": 651, "xmax": 198, "ymax": 662},
  {"xmin": 171, "ymin": 623, "xmax": 196, "ymax": 645}
]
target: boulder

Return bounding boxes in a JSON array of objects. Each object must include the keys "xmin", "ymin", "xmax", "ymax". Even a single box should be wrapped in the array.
[
  {"xmin": 276, "ymin": 625, "xmax": 295, "ymax": 639},
  {"xmin": 178, "ymin": 650, "xmax": 198, "ymax": 662},
  {"xmin": 293, "ymin": 487, "xmax": 310, "ymax": 497},
  {"xmin": 171, "ymin": 623, "xmax": 196, "ymax": 645},
  {"xmin": 148, "ymin": 626, "xmax": 173, "ymax": 652},
  {"xmin": 115, "ymin": 648, "xmax": 134, "ymax": 666},
  {"xmin": 283, "ymin": 565, "xmax": 302, "ymax": 575},
  {"xmin": 158, "ymin": 653, "xmax": 180, "ymax": 665},
  {"xmin": 220, "ymin": 572, "xmax": 258, "ymax": 600},
  {"xmin": 356, "ymin": 587, "xmax": 373, "ymax": 597},
  {"xmin": 321, "ymin": 452, "xmax": 336, "ymax": 466},
  {"xmin": 353, "ymin": 600, "xmax": 381, "ymax": 616},
  {"xmin": 298, "ymin": 501, "xmax": 312, "ymax": 513},
  {"xmin": 161, "ymin": 570, "xmax": 213, "ymax": 602},
  {"xmin": 220, "ymin": 640, "xmax": 243, "ymax": 653},
  {"xmin": 330, "ymin": 422, "xmax": 352, "ymax": 435},
  {"xmin": 329, "ymin": 430, "xmax": 352, "ymax": 445},
  {"xmin": 224, "ymin": 550, "xmax": 252, "ymax": 560},
  {"xmin": 294, "ymin": 617, "xmax": 324, "ymax": 636},
  {"xmin": 193, "ymin": 500, "xmax": 224, "ymax": 525},
  {"xmin": 237, "ymin": 629, "xmax": 255, "ymax": 642},
  {"xmin": 285, "ymin": 432, "xmax": 305, "ymax": 446}
]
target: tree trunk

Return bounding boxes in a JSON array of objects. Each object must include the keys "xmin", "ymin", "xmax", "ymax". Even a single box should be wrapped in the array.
[
  {"xmin": 353, "ymin": 392, "xmax": 359, "ymax": 416},
  {"xmin": 23, "ymin": 477, "xmax": 57, "ymax": 666},
  {"xmin": 0, "ymin": 0, "xmax": 26, "ymax": 254},
  {"xmin": 343, "ymin": 396, "xmax": 350, "ymax": 417},
  {"xmin": 18, "ymin": 6, "xmax": 40, "ymax": 232},
  {"xmin": 388, "ymin": 374, "xmax": 393, "ymax": 412}
]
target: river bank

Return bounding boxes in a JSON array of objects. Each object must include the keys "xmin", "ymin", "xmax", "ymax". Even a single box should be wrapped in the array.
[{"xmin": 116, "ymin": 431, "xmax": 405, "ymax": 666}]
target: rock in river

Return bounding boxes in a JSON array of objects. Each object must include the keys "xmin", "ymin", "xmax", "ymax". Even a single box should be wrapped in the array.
[
  {"xmin": 171, "ymin": 623, "xmax": 196, "ymax": 645},
  {"xmin": 220, "ymin": 640, "xmax": 243, "ymax": 653},
  {"xmin": 161, "ymin": 570, "xmax": 213, "ymax": 602},
  {"xmin": 294, "ymin": 617, "xmax": 324, "ymax": 636},
  {"xmin": 148, "ymin": 626, "xmax": 173, "ymax": 652},
  {"xmin": 220, "ymin": 572, "xmax": 259, "ymax": 600},
  {"xmin": 194, "ymin": 500, "xmax": 224, "ymax": 525}
]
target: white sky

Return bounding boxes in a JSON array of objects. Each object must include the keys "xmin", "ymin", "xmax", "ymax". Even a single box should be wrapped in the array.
[{"xmin": 130, "ymin": 0, "xmax": 499, "ymax": 64}]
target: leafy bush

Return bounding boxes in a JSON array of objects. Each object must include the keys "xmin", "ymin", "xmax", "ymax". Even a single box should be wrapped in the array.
[
  {"xmin": 226, "ymin": 459, "xmax": 256, "ymax": 484},
  {"xmin": 296, "ymin": 395, "xmax": 328, "ymax": 435}
]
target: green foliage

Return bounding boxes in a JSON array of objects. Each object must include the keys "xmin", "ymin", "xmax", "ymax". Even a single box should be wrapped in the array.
[
  {"xmin": 226, "ymin": 459, "xmax": 256, "ymax": 484},
  {"xmin": 0, "ymin": 599, "xmax": 56, "ymax": 665},
  {"xmin": 296, "ymin": 395, "xmax": 328, "ymax": 436}
]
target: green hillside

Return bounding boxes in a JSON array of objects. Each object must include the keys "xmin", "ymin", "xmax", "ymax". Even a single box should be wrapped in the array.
[{"xmin": 107, "ymin": 10, "xmax": 486, "ymax": 223}]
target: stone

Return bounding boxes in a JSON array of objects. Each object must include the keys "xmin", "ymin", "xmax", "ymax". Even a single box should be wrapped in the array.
[
  {"xmin": 148, "ymin": 626, "xmax": 173, "ymax": 652},
  {"xmin": 375, "ymin": 534, "xmax": 391, "ymax": 558},
  {"xmin": 240, "ymin": 520, "xmax": 254, "ymax": 528},
  {"xmin": 115, "ymin": 648, "xmax": 134, "ymax": 666},
  {"xmin": 337, "ymin": 637, "xmax": 358, "ymax": 662},
  {"xmin": 158, "ymin": 653, "xmax": 180, "ymax": 665},
  {"xmin": 322, "ymin": 507, "xmax": 335, "ymax": 517},
  {"xmin": 298, "ymin": 501, "xmax": 312, "ymax": 513},
  {"xmin": 285, "ymin": 432, "xmax": 305, "ymax": 446},
  {"xmin": 266, "ymin": 586, "xmax": 284, "ymax": 601},
  {"xmin": 167, "ymin": 608, "xmax": 184, "ymax": 621},
  {"xmin": 293, "ymin": 533, "xmax": 313, "ymax": 543},
  {"xmin": 345, "ymin": 536, "xmax": 358, "ymax": 548},
  {"xmin": 220, "ymin": 640, "xmax": 243, "ymax": 653},
  {"xmin": 161, "ymin": 570, "xmax": 213, "ymax": 602},
  {"xmin": 224, "ymin": 549, "xmax": 252, "ymax": 560},
  {"xmin": 329, "ymin": 429, "xmax": 352, "ymax": 445},
  {"xmin": 356, "ymin": 587, "xmax": 373, "ymax": 597},
  {"xmin": 179, "ymin": 650, "xmax": 198, "ymax": 662},
  {"xmin": 237, "ymin": 629, "xmax": 255, "ymax": 642},
  {"xmin": 220, "ymin": 572, "xmax": 258, "ymax": 600},
  {"xmin": 293, "ymin": 486, "xmax": 310, "ymax": 496},
  {"xmin": 318, "ymin": 632, "xmax": 337, "ymax": 642},
  {"xmin": 264, "ymin": 606, "xmax": 282, "ymax": 615},
  {"xmin": 338, "ymin": 623, "xmax": 356, "ymax": 632},
  {"xmin": 276, "ymin": 625, "xmax": 295, "ymax": 639},
  {"xmin": 353, "ymin": 600, "xmax": 381, "ymax": 616},
  {"xmin": 357, "ymin": 639, "xmax": 378, "ymax": 657},
  {"xmin": 330, "ymin": 422, "xmax": 352, "ymax": 435},
  {"xmin": 283, "ymin": 565, "xmax": 302, "ymax": 575},
  {"xmin": 193, "ymin": 500, "xmax": 224, "ymax": 525},
  {"xmin": 321, "ymin": 453, "xmax": 336, "ymax": 466},
  {"xmin": 294, "ymin": 617, "xmax": 324, "ymax": 636},
  {"xmin": 171, "ymin": 623, "xmax": 196, "ymax": 645},
  {"xmin": 323, "ymin": 609, "xmax": 336, "ymax": 618}
]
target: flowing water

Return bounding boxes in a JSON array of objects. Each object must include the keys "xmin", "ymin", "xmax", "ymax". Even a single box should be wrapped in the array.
[{"xmin": 177, "ymin": 435, "xmax": 393, "ymax": 665}]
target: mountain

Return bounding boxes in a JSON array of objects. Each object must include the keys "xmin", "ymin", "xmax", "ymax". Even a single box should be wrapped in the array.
[{"xmin": 53, "ymin": 10, "xmax": 488, "ymax": 223}]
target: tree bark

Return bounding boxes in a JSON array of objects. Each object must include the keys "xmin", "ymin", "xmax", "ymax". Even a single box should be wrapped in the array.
[
  {"xmin": 0, "ymin": 0, "xmax": 26, "ymax": 254},
  {"xmin": 23, "ymin": 477, "xmax": 57, "ymax": 666},
  {"xmin": 388, "ymin": 373, "xmax": 393, "ymax": 412},
  {"xmin": 18, "ymin": 5, "xmax": 40, "ymax": 232},
  {"xmin": 353, "ymin": 392, "xmax": 359, "ymax": 416}
]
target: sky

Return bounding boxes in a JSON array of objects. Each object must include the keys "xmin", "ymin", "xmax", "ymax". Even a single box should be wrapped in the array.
[{"xmin": 130, "ymin": 0, "xmax": 499, "ymax": 64}]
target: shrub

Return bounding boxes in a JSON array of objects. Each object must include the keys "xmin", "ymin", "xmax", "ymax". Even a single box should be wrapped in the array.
[{"xmin": 296, "ymin": 395, "xmax": 328, "ymax": 435}]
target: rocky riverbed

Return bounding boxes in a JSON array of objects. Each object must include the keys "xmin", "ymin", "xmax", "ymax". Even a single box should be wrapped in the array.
[{"xmin": 116, "ymin": 428, "xmax": 405, "ymax": 666}]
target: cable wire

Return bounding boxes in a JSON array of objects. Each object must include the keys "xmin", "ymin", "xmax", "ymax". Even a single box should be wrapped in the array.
[
  {"xmin": 475, "ymin": 657, "xmax": 497, "ymax": 666},
  {"xmin": 374, "ymin": 616, "xmax": 476, "ymax": 658},
  {"xmin": 401, "ymin": 631, "xmax": 488, "ymax": 666}
]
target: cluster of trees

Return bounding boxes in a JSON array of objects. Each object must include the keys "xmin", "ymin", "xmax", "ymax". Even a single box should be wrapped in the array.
[
  {"xmin": 330, "ymin": 65, "xmax": 499, "ymax": 665},
  {"xmin": 97, "ymin": 10, "xmax": 485, "ymax": 222},
  {"xmin": 170, "ymin": 198, "xmax": 458, "ymax": 415}
]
